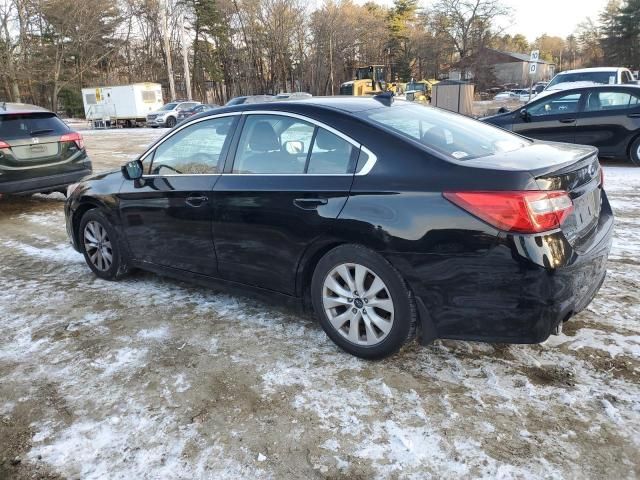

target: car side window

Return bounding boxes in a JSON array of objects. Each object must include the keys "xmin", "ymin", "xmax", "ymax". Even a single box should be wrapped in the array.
[
  {"xmin": 149, "ymin": 116, "xmax": 235, "ymax": 175},
  {"xmin": 233, "ymin": 115, "xmax": 314, "ymax": 174},
  {"xmin": 306, "ymin": 129, "xmax": 356, "ymax": 174},
  {"xmin": 528, "ymin": 93, "xmax": 581, "ymax": 116},
  {"xmin": 584, "ymin": 91, "xmax": 639, "ymax": 111}
]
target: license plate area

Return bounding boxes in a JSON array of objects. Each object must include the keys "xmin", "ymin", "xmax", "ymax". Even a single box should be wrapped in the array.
[{"xmin": 565, "ymin": 187, "xmax": 601, "ymax": 243}]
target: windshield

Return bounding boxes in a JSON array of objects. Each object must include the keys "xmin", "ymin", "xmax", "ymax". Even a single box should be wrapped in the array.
[
  {"xmin": 359, "ymin": 104, "xmax": 530, "ymax": 161},
  {"xmin": 159, "ymin": 103, "xmax": 178, "ymax": 111},
  {"xmin": 548, "ymin": 71, "xmax": 616, "ymax": 88},
  {"xmin": 406, "ymin": 82, "xmax": 426, "ymax": 92}
]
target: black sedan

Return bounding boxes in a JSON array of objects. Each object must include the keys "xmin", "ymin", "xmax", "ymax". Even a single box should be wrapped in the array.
[
  {"xmin": 64, "ymin": 98, "xmax": 613, "ymax": 359},
  {"xmin": 483, "ymin": 85, "xmax": 640, "ymax": 165}
]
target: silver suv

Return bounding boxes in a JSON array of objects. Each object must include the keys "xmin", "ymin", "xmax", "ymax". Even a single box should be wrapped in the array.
[{"xmin": 146, "ymin": 101, "xmax": 201, "ymax": 128}]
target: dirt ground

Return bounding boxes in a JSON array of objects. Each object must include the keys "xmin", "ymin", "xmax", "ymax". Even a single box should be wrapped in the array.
[{"xmin": 0, "ymin": 127, "xmax": 638, "ymax": 479}]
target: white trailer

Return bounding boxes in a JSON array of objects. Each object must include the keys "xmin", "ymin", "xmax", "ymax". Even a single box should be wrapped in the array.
[{"xmin": 81, "ymin": 83, "xmax": 164, "ymax": 128}]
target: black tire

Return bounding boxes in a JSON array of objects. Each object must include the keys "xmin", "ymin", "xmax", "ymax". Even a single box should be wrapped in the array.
[
  {"xmin": 165, "ymin": 116, "xmax": 177, "ymax": 128},
  {"xmin": 311, "ymin": 244, "xmax": 416, "ymax": 359},
  {"xmin": 630, "ymin": 136, "xmax": 640, "ymax": 166},
  {"xmin": 79, "ymin": 209, "xmax": 130, "ymax": 280}
]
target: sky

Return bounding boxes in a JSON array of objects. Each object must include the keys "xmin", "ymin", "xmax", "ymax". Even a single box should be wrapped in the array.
[
  {"xmin": 497, "ymin": 0, "xmax": 606, "ymax": 41},
  {"xmin": 352, "ymin": 0, "xmax": 608, "ymax": 42}
]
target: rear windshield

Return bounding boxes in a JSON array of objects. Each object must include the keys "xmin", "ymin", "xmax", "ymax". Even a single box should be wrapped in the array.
[
  {"xmin": 548, "ymin": 71, "xmax": 616, "ymax": 87},
  {"xmin": 358, "ymin": 104, "xmax": 529, "ymax": 160},
  {"xmin": 0, "ymin": 113, "xmax": 69, "ymax": 140}
]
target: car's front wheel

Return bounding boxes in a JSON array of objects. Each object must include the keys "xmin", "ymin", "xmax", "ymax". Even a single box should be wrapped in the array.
[
  {"xmin": 79, "ymin": 209, "xmax": 130, "ymax": 280},
  {"xmin": 165, "ymin": 116, "xmax": 177, "ymax": 128},
  {"xmin": 311, "ymin": 244, "xmax": 416, "ymax": 359},
  {"xmin": 629, "ymin": 136, "xmax": 640, "ymax": 166}
]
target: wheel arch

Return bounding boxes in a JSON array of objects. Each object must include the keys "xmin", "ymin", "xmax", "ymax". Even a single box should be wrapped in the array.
[
  {"xmin": 71, "ymin": 198, "xmax": 118, "ymax": 249},
  {"xmin": 626, "ymin": 132, "xmax": 640, "ymax": 163}
]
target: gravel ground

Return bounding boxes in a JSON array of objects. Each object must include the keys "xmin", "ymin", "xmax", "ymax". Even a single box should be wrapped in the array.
[{"xmin": 0, "ymin": 127, "xmax": 639, "ymax": 479}]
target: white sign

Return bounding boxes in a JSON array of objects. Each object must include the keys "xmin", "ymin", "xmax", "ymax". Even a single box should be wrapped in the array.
[
  {"xmin": 530, "ymin": 50, "xmax": 540, "ymax": 62},
  {"xmin": 529, "ymin": 63, "xmax": 537, "ymax": 75}
]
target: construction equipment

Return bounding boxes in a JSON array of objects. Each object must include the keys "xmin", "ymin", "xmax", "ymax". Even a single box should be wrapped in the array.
[
  {"xmin": 404, "ymin": 79, "xmax": 439, "ymax": 103},
  {"xmin": 339, "ymin": 65, "xmax": 387, "ymax": 96}
]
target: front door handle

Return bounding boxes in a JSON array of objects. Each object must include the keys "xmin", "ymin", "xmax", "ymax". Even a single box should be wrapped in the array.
[
  {"xmin": 558, "ymin": 118, "xmax": 576, "ymax": 124},
  {"xmin": 186, "ymin": 195, "xmax": 208, "ymax": 207},
  {"xmin": 627, "ymin": 113, "xmax": 640, "ymax": 118},
  {"xmin": 293, "ymin": 198, "xmax": 328, "ymax": 210}
]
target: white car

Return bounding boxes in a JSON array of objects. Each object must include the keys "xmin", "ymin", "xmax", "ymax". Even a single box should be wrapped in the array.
[
  {"xmin": 146, "ymin": 101, "xmax": 201, "ymax": 128},
  {"xmin": 534, "ymin": 67, "xmax": 636, "ymax": 102},
  {"xmin": 494, "ymin": 91, "xmax": 519, "ymax": 101}
]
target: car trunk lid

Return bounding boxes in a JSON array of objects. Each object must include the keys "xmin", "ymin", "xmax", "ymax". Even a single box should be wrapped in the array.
[
  {"xmin": 533, "ymin": 151, "xmax": 602, "ymax": 245},
  {"xmin": 453, "ymin": 142, "xmax": 603, "ymax": 243}
]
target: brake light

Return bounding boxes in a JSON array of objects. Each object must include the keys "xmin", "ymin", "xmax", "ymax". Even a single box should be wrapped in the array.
[
  {"xmin": 0, "ymin": 140, "xmax": 10, "ymax": 149},
  {"xmin": 444, "ymin": 191, "xmax": 574, "ymax": 234},
  {"xmin": 60, "ymin": 132, "xmax": 84, "ymax": 150},
  {"xmin": 599, "ymin": 168, "xmax": 604, "ymax": 187}
]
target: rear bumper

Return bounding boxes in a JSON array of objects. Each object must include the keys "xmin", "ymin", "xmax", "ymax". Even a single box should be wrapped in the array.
[
  {"xmin": 0, "ymin": 167, "xmax": 92, "ymax": 195},
  {"xmin": 390, "ymin": 196, "xmax": 615, "ymax": 345}
]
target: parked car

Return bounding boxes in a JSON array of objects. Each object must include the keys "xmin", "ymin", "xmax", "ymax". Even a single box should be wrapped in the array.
[
  {"xmin": 177, "ymin": 104, "xmax": 218, "ymax": 122},
  {"xmin": 146, "ymin": 101, "xmax": 201, "ymax": 128},
  {"xmin": 482, "ymin": 84, "xmax": 640, "ymax": 165},
  {"xmin": 0, "ymin": 103, "xmax": 91, "ymax": 197},
  {"xmin": 225, "ymin": 95, "xmax": 275, "ymax": 106},
  {"xmin": 494, "ymin": 91, "xmax": 519, "ymax": 101},
  {"xmin": 65, "ymin": 98, "xmax": 613, "ymax": 359},
  {"xmin": 274, "ymin": 92, "xmax": 313, "ymax": 100},
  {"xmin": 535, "ymin": 67, "xmax": 636, "ymax": 102},
  {"xmin": 511, "ymin": 89, "xmax": 536, "ymax": 102}
]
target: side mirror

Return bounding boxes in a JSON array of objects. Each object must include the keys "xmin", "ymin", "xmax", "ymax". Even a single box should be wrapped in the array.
[
  {"xmin": 520, "ymin": 108, "xmax": 529, "ymax": 121},
  {"xmin": 122, "ymin": 159, "xmax": 143, "ymax": 180},
  {"xmin": 284, "ymin": 140, "xmax": 304, "ymax": 154}
]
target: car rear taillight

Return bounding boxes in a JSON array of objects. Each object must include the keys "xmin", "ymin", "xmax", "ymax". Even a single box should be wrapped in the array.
[
  {"xmin": 0, "ymin": 140, "xmax": 10, "ymax": 149},
  {"xmin": 599, "ymin": 168, "xmax": 604, "ymax": 187},
  {"xmin": 60, "ymin": 132, "xmax": 84, "ymax": 150},
  {"xmin": 444, "ymin": 191, "xmax": 574, "ymax": 234}
]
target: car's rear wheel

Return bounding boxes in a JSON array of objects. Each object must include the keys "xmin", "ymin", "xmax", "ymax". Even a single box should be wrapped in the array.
[
  {"xmin": 311, "ymin": 244, "xmax": 416, "ymax": 359},
  {"xmin": 79, "ymin": 209, "xmax": 130, "ymax": 280},
  {"xmin": 166, "ymin": 116, "xmax": 176, "ymax": 128},
  {"xmin": 630, "ymin": 136, "xmax": 640, "ymax": 166}
]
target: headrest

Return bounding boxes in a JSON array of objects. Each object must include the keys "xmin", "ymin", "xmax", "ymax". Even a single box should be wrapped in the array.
[{"xmin": 249, "ymin": 121, "xmax": 280, "ymax": 151}]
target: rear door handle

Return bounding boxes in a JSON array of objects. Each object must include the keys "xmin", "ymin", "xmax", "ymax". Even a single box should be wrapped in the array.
[
  {"xmin": 186, "ymin": 195, "xmax": 208, "ymax": 207},
  {"xmin": 293, "ymin": 198, "xmax": 328, "ymax": 210},
  {"xmin": 627, "ymin": 113, "xmax": 640, "ymax": 118},
  {"xmin": 558, "ymin": 118, "xmax": 576, "ymax": 123}
]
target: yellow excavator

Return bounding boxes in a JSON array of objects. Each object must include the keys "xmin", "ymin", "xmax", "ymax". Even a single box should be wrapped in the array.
[{"xmin": 339, "ymin": 65, "xmax": 388, "ymax": 96}]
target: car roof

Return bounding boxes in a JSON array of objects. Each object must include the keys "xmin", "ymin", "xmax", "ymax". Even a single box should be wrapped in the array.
[
  {"xmin": 262, "ymin": 96, "xmax": 398, "ymax": 112},
  {"xmin": 193, "ymin": 96, "xmax": 415, "ymax": 120},
  {"xmin": 556, "ymin": 67, "xmax": 629, "ymax": 74},
  {"xmin": 544, "ymin": 84, "xmax": 640, "ymax": 94},
  {"xmin": 0, "ymin": 102, "xmax": 51, "ymax": 114}
]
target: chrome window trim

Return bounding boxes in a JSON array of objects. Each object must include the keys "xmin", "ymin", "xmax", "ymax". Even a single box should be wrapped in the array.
[
  {"xmin": 139, "ymin": 109, "xmax": 378, "ymax": 177},
  {"xmin": 139, "ymin": 112, "xmax": 242, "ymax": 164}
]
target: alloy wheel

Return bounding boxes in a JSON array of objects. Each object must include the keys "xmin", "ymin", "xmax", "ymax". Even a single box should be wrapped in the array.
[
  {"xmin": 83, "ymin": 221, "xmax": 113, "ymax": 272},
  {"xmin": 322, "ymin": 262, "xmax": 394, "ymax": 346}
]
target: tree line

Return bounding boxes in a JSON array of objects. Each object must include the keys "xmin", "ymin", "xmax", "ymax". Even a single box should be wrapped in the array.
[{"xmin": 0, "ymin": 0, "xmax": 638, "ymax": 115}]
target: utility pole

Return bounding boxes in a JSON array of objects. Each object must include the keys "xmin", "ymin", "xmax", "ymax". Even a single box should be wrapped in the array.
[
  {"xmin": 161, "ymin": 0, "xmax": 176, "ymax": 101},
  {"xmin": 180, "ymin": 10, "xmax": 191, "ymax": 100}
]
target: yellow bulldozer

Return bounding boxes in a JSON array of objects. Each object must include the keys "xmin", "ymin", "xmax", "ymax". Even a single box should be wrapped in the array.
[{"xmin": 339, "ymin": 65, "xmax": 388, "ymax": 96}]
